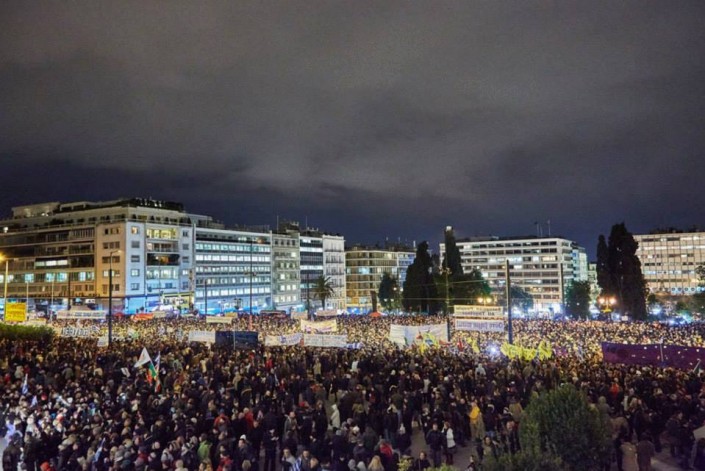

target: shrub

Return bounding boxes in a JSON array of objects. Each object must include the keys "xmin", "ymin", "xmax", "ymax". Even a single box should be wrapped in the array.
[{"xmin": 0, "ymin": 323, "xmax": 55, "ymax": 342}]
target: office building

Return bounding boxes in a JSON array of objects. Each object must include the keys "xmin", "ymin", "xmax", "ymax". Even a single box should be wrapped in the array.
[
  {"xmin": 635, "ymin": 230, "xmax": 705, "ymax": 294},
  {"xmin": 440, "ymin": 235, "xmax": 588, "ymax": 314},
  {"xmin": 271, "ymin": 230, "xmax": 301, "ymax": 311}
]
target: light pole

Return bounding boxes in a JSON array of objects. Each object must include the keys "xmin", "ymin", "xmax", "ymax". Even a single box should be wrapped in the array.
[
  {"xmin": 249, "ymin": 238, "xmax": 254, "ymax": 331},
  {"xmin": 1, "ymin": 255, "xmax": 8, "ymax": 316},
  {"xmin": 108, "ymin": 249, "xmax": 121, "ymax": 346},
  {"xmin": 441, "ymin": 267, "xmax": 451, "ymax": 316}
]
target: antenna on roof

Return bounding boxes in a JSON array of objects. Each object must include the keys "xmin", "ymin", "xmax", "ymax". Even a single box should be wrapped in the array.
[{"xmin": 547, "ymin": 219, "xmax": 552, "ymax": 237}]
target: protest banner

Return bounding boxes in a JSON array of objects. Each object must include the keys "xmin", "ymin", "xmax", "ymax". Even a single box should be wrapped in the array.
[
  {"xmin": 303, "ymin": 334, "xmax": 348, "ymax": 348},
  {"xmin": 454, "ymin": 318, "xmax": 504, "ymax": 332},
  {"xmin": 265, "ymin": 333, "xmax": 303, "ymax": 346},
  {"xmin": 206, "ymin": 316, "xmax": 233, "ymax": 324},
  {"xmin": 5, "ymin": 303, "xmax": 27, "ymax": 322},
  {"xmin": 300, "ymin": 319, "xmax": 338, "ymax": 333},
  {"xmin": 187, "ymin": 330, "xmax": 216, "ymax": 344},
  {"xmin": 389, "ymin": 323, "xmax": 449, "ymax": 348},
  {"xmin": 56, "ymin": 310, "xmax": 106, "ymax": 320}
]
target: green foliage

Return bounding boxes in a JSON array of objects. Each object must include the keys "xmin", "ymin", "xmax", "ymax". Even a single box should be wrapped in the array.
[
  {"xmin": 565, "ymin": 281, "xmax": 591, "ymax": 319},
  {"xmin": 689, "ymin": 292, "xmax": 705, "ymax": 315},
  {"xmin": 378, "ymin": 273, "xmax": 400, "ymax": 311},
  {"xmin": 442, "ymin": 227, "xmax": 464, "ymax": 276},
  {"xmin": 484, "ymin": 450, "xmax": 567, "ymax": 471},
  {"xmin": 596, "ymin": 235, "xmax": 611, "ymax": 295},
  {"xmin": 453, "ymin": 269, "xmax": 492, "ymax": 306},
  {"xmin": 601, "ymin": 223, "xmax": 648, "ymax": 320},
  {"xmin": 520, "ymin": 384, "xmax": 612, "ymax": 471},
  {"xmin": 402, "ymin": 242, "xmax": 439, "ymax": 313},
  {"xmin": 0, "ymin": 323, "xmax": 55, "ymax": 342},
  {"xmin": 312, "ymin": 276, "xmax": 336, "ymax": 310},
  {"xmin": 696, "ymin": 264, "xmax": 705, "ymax": 285}
]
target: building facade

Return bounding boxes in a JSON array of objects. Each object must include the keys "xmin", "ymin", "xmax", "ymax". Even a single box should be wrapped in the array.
[
  {"xmin": 322, "ymin": 234, "xmax": 346, "ymax": 310},
  {"xmin": 345, "ymin": 246, "xmax": 415, "ymax": 312},
  {"xmin": 271, "ymin": 231, "xmax": 301, "ymax": 312},
  {"xmin": 635, "ymin": 230, "xmax": 705, "ymax": 295},
  {"xmin": 0, "ymin": 199, "xmax": 201, "ymax": 314},
  {"xmin": 193, "ymin": 227, "xmax": 273, "ymax": 314},
  {"xmin": 440, "ymin": 236, "xmax": 588, "ymax": 314}
]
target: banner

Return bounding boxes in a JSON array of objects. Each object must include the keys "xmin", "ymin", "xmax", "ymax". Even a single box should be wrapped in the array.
[
  {"xmin": 5, "ymin": 303, "xmax": 27, "ymax": 322},
  {"xmin": 315, "ymin": 310, "xmax": 339, "ymax": 317},
  {"xmin": 455, "ymin": 318, "xmax": 504, "ymax": 332},
  {"xmin": 152, "ymin": 311, "xmax": 169, "ymax": 319},
  {"xmin": 206, "ymin": 316, "xmax": 233, "ymax": 324},
  {"xmin": 233, "ymin": 331, "xmax": 259, "ymax": 349},
  {"xmin": 304, "ymin": 334, "xmax": 348, "ymax": 348},
  {"xmin": 56, "ymin": 310, "xmax": 106, "ymax": 320},
  {"xmin": 454, "ymin": 305, "xmax": 504, "ymax": 318},
  {"xmin": 265, "ymin": 333, "xmax": 303, "ymax": 346},
  {"xmin": 291, "ymin": 312, "xmax": 308, "ymax": 320},
  {"xmin": 133, "ymin": 313, "xmax": 154, "ymax": 321},
  {"xmin": 60, "ymin": 326, "xmax": 101, "ymax": 338},
  {"xmin": 601, "ymin": 342, "xmax": 705, "ymax": 370},
  {"xmin": 300, "ymin": 319, "xmax": 338, "ymax": 333},
  {"xmin": 389, "ymin": 323, "xmax": 449, "ymax": 348},
  {"xmin": 188, "ymin": 330, "xmax": 216, "ymax": 344}
]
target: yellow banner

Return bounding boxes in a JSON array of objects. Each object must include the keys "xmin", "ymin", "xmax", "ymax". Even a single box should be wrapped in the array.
[{"xmin": 5, "ymin": 303, "xmax": 27, "ymax": 323}]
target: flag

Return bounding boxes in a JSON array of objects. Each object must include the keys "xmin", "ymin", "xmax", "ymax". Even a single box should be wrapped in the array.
[
  {"xmin": 93, "ymin": 437, "xmax": 106, "ymax": 463},
  {"xmin": 30, "ymin": 395, "xmax": 37, "ymax": 407},
  {"xmin": 134, "ymin": 347, "xmax": 152, "ymax": 368},
  {"xmin": 471, "ymin": 338, "xmax": 480, "ymax": 354},
  {"xmin": 146, "ymin": 361, "xmax": 158, "ymax": 384},
  {"xmin": 693, "ymin": 360, "xmax": 702, "ymax": 375},
  {"xmin": 154, "ymin": 352, "xmax": 162, "ymax": 392},
  {"xmin": 21, "ymin": 373, "xmax": 28, "ymax": 395}
]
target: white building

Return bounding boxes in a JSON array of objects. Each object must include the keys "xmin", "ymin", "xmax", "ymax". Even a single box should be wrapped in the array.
[
  {"xmin": 635, "ymin": 230, "xmax": 705, "ymax": 294},
  {"xmin": 322, "ymin": 233, "xmax": 346, "ymax": 310},
  {"xmin": 0, "ymin": 199, "xmax": 202, "ymax": 314},
  {"xmin": 193, "ymin": 226, "xmax": 273, "ymax": 314},
  {"xmin": 440, "ymin": 236, "xmax": 588, "ymax": 314},
  {"xmin": 271, "ymin": 231, "xmax": 301, "ymax": 311}
]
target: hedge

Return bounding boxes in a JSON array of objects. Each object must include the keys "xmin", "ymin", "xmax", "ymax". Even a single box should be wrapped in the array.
[{"xmin": 0, "ymin": 323, "xmax": 55, "ymax": 342}]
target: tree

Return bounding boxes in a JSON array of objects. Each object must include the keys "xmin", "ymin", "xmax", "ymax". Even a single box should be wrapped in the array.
[
  {"xmin": 598, "ymin": 223, "xmax": 648, "ymax": 320},
  {"xmin": 520, "ymin": 384, "xmax": 612, "ymax": 471},
  {"xmin": 564, "ymin": 280, "xmax": 591, "ymax": 319},
  {"xmin": 402, "ymin": 242, "xmax": 439, "ymax": 313},
  {"xmin": 507, "ymin": 285, "xmax": 534, "ymax": 313},
  {"xmin": 312, "ymin": 276, "xmax": 336, "ymax": 310},
  {"xmin": 442, "ymin": 226, "xmax": 464, "ymax": 276},
  {"xmin": 596, "ymin": 235, "xmax": 612, "ymax": 295},
  {"xmin": 696, "ymin": 264, "xmax": 705, "ymax": 285},
  {"xmin": 378, "ymin": 273, "xmax": 400, "ymax": 311}
]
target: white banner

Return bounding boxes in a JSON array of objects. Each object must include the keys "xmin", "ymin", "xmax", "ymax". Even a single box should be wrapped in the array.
[
  {"xmin": 56, "ymin": 310, "xmax": 106, "ymax": 320},
  {"xmin": 315, "ymin": 310, "xmax": 339, "ymax": 317},
  {"xmin": 454, "ymin": 318, "xmax": 505, "ymax": 332},
  {"xmin": 188, "ymin": 330, "xmax": 216, "ymax": 343},
  {"xmin": 97, "ymin": 336, "xmax": 108, "ymax": 347},
  {"xmin": 59, "ymin": 326, "xmax": 101, "ymax": 338},
  {"xmin": 453, "ymin": 305, "xmax": 504, "ymax": 318},
  {"xmin": 265, "ymin": 333, "xmax": 303, "ymax": 346},
  {"xmin": 389, "ymin": 323, "xmax": 449, "ymax": 348},
  {"xmin": 152, "ymin": 311, "xmax": 169, "ymax": 319},
  {"xmin": 206, "ymin": 316, "xmax": 233, "ymax": 324},
  {"xmin": 291, "ymin": 312, "xmax": 308, "ymax": 320},
  {"xmin": 300, "ymin": 319, "xmax": 338, "ymax": 333},
  {"xmin": 304, "ymin": 334, "xmax": 348, "ymax": 348}
]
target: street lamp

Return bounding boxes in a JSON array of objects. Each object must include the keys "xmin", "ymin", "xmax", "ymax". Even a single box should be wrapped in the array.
[
  {"xmin": 108, "ymin": 249, "xmax": 121, "ymax": 346},
  {"xmin": 477, "ymin": 296, "xmax": 493, "ymax": 305},
  {"xmin": 598, "ymin": 296, "xmax": 617, "ymax": 319},
  {"xmin": 248, "ymin": 237, "xmax": 254, "ymax": 331}
]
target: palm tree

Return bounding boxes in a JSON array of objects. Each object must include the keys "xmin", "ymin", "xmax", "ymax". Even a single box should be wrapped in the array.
[{"xmin": 312, "ymin": 275, "xmax": 336, "ymax": 310}]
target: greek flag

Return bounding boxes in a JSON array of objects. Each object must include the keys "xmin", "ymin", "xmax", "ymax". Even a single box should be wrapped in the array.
[{"xmin": 21, "ymin": 373, "xmax": 28, "ymax": 395}]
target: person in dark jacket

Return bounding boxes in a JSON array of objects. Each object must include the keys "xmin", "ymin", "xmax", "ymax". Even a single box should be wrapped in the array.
[{"xmin": 425, "ymin": 423, "xmax": 444, "ymax": 468}]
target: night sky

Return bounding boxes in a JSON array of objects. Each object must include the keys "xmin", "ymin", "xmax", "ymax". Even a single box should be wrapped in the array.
[{"xmin": 1, "ymin": 2, "xmax": 704, "ymax": 257}]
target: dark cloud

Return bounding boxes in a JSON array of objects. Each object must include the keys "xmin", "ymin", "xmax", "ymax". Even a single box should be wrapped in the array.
[{"xmin": 1, "ymin": 1, "xmax": 704, "ymax": 255}]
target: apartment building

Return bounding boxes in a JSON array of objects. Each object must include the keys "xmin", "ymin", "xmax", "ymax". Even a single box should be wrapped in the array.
[{"xmin": 345, "ymin": 246, "xmax": 415, "ymax": 312}]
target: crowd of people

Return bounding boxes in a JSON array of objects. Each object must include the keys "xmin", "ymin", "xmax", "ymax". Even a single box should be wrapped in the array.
[{"xmin": 2, "ymin": 314, "xmax": 705, "ymax": 471}]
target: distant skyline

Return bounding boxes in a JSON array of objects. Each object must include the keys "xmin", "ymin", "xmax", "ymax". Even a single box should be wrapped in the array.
[{"xmin": 1, "ymin": 2, "xmax": 704, "ymax": 258}]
